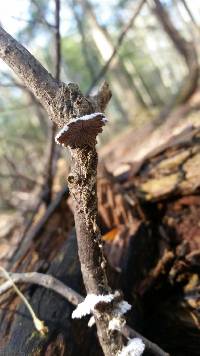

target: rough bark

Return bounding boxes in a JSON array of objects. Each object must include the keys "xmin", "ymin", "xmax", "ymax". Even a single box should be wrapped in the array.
[
  {"xmin": 67, "ymin": 150, "xmax": 124, "ymax": 355},
  {"xmin": 0, "ymin": 26, "xmax": 98, "ymax": 128},
  {"xmin": 133, "ymin": 128, "xmax": 200, "ymax": 201},
  {"xmin": 98, "ymin": 127, "xmax": 200, "ymax": 356},
  {"xmin": 68, "ymin": 147, "xmax": 108, "ymax": 294}
]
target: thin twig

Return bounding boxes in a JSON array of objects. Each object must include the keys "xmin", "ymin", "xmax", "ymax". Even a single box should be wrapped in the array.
[
  {"xmin": 11, "ymin": 15, "xmax": 55, "ymax": 29},
  {"xmin": 0, "ymin": 268, "xmax": 48, "ymax": 335},
  {"xmin": 181, "ymin": 0, "xmax": 200, "ymax": 32},
  {"xmin": 31, "ymin": 0, "xmax": 55, "ymax": 29},
  {"xmin": 0, "ymin": 271, "xmax": 82, "ymax": 305},
  {"xmin": 3, "ymin": 154, "xmax": 40, "ymax": 187},
  {"xmin": 87, "ymin": 0, "xmax": 146, "ymax": 94},
  {"xmin": 123, "ymin": 325, "xmax": 170, "ymax": 356},
  {"xmin": 9, "ymin": 186, "xmax": 69, "ymax": 266}
]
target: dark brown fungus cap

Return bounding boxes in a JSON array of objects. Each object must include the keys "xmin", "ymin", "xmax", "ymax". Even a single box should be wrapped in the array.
[{"xmin": 55, "ymin": 113, "xmax": 107, "ymax": 148}]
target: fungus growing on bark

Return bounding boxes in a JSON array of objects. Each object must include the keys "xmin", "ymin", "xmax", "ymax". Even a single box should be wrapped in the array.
[
  {"xmin": 55, "ymin": 112, "xmax": 107, "ymax": 147},
  {"xmin": 119, "ymin": 338, "xmax": 145, "ymax": 356},
  {"xmin": 71, "ymin": 292, "xmax": 131, "ymax": 320}
]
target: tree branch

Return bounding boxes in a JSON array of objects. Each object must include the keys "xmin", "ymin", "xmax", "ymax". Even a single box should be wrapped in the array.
[
  {"xmin": 0, "ymin": 271, "xmax": 169, "ymax": 356},
  {"xmin": 0, "ymin": 271, "xmax": 82, "ymax": 306},
  {"xmin": 0, "ymin": 22, "xmax": 145, "ymax": 356},
  {"xmin": 10, "ymin": 186, "xmax": 69, "ymax": 266},
  {"xmin": 31, "ymin": 0, "xmax": 55, "ymax": 29},
  {"xmin": 0, "ymin": 23, "xmax": 120, "ymax": 354},
  {"xmin": 123, "ymin": 325, "xmax": 169, "ymax": 356}
]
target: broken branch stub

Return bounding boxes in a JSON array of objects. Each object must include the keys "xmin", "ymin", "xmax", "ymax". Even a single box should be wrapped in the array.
[{"xmin": 0, "ymin": 26, "xmax": 112, "ymax": 130}]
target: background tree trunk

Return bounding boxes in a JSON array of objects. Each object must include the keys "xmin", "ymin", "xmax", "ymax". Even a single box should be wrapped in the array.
[{"xmin": 153, "ymin": 0, "xmax": 199, "ymax": 105}]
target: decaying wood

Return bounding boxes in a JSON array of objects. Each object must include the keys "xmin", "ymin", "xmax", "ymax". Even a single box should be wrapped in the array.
[
  {"xmin": 97, "ymin": 126, "xmax": 200, "ymax": 356},
  {"xmin": 0, "ymin": 235, "xmax": 102, "ymax": 356},
  {"xmin": 0, "ymin": 123, "xmax": 199, "ymax": 355},
  {"xmin": 9, "ymin": 186, "xmax": 69, "ymax": 267},
  {"xmin": 0, "ymin": 17, "xmax": 199, "ymax": 356},
  {"xmin": 133, "ymin": 129, "xmax": 200, "ymax": 201},
  {"xmin": 0, "ymin": 269, "xmax": 169, "ymax": 356},
  {"xmin": 151, "ymin": 0, "xmax": 199, "ymax": 124}
]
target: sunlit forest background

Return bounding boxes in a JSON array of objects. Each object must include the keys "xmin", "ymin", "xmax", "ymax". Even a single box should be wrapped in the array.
[
  {"xmin": 0, "ymin": 1, "xmax": 200, "ymax": 354},
  {"xmin": 0, "ymin": 0, "xmax": 200, "ymax": 235}
]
